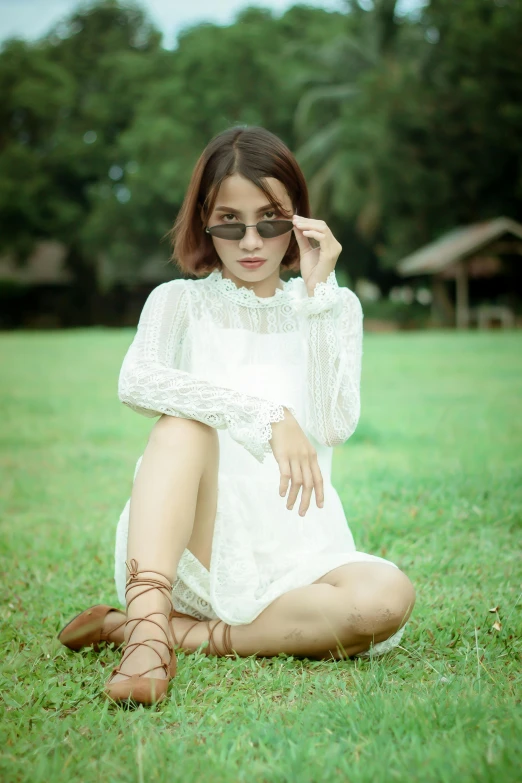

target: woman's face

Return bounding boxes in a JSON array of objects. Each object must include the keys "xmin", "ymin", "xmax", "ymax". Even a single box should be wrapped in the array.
[{"xmin": 205, "ymin": 174, "xmax": 295, "ymax": 293}]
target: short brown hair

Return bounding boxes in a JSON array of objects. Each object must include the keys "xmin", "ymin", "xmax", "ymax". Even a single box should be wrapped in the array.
[{"xmin": 169, "ymin": 125, "xmax": 311, "ymax": 276}]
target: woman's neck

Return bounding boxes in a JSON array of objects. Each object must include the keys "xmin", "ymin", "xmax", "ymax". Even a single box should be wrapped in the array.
[{"xmin": 220, "ymin": 266, "xmax": 284, "ymax": 298}]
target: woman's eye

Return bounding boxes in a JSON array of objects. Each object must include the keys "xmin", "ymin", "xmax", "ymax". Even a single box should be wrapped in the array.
[{"xmin": 220, "ymin": 210, "xmax": 279, "ymax": 222}]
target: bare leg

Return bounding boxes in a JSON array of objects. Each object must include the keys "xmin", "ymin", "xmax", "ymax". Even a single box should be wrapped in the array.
[
  {"xmin": 103, "ymin": 423, "xmax": 414, "ymax": 663},
  {"xmin": 110, "ymin": 415, "xmax": 219, "ymax": 684},
  {"xmin": 170, "ymin": 562, "xmax": 416, "ymax": 659},
  {"xmin": 103, "ymin": 564, "xmax": 415, "ymax": 659}
]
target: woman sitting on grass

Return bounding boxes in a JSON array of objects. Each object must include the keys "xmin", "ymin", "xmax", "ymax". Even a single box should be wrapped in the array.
[{"xmin": 58, "ymin": 125, "xmax": 416, "ymax": 706}]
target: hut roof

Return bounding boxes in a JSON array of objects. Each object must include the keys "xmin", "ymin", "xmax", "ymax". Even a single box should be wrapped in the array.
[
  {"xmin": 0, "ymin": 241, "xmax": 72, "ymax": 284},
  {"xmin": 397, "ymin": 217, "xmax": 522, "ymax": 277},
  {"xmin": 0, "ymin": 242, "xmax": 175, "ymax": 285}
]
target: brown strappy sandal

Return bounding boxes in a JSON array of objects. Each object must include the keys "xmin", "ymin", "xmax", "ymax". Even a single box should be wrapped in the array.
[
  {"xmin": 58, "ymin": 605, "xmax": 126, "ymax": 652},
  {"xmin": 104, "ymin": 559, "xmax": 177, "ymax": 706},
  {"xmin": 170, "ymin": 608, "xmax": 235, "ymax": 657}
]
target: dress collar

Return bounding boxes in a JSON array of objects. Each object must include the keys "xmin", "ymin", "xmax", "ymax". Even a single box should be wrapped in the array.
[{"xmin": 204, "ymin": 269, "xmax": 302, "ymax": 308}]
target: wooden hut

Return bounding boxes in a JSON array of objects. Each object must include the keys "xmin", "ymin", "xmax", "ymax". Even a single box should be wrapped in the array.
[
  {"xmin": 396, "ymin": 217, "xmax": 522, "ymax": 329},
  {"xmin": 0, "ymin": 241, "xmax": 176, "ymax": 328}
]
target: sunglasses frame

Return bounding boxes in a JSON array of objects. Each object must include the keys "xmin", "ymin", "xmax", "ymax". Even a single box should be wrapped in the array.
[{"xmin": 205, "ymin": 219, "xmax": 294, "ymax": 241}]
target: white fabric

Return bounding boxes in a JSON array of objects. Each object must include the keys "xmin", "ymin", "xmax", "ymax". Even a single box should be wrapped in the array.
[{"xmin": 114, "ymin": 269, "xmax": 406, "ymax": 658}]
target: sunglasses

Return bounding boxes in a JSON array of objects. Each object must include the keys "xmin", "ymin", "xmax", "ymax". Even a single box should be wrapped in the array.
[{"xmin": 205, "ymin": 219, "xmax": 294, "ymax": 241}]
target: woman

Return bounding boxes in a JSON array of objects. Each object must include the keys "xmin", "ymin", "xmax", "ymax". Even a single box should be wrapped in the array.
[{"xmin": 58, "ymin": 125, "xmax": 416, "ymax": 706}]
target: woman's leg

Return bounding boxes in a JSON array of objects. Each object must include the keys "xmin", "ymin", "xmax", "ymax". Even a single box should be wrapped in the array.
[
  {"xmin": 110, "ymin": 414, "xmax": 219, "ymax": 683},
  {"xmin": 171, "ymin": 562, "xmax": 416, "ymax": 659},
  {"xmin": 103, "ymin": 421, "xmax": 414, "ymax": 663}
]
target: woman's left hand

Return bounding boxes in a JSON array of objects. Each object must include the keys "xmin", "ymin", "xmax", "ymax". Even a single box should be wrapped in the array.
[{"xmin": 292, "ymin": 214, "xmax": 342, "ymax": 295}]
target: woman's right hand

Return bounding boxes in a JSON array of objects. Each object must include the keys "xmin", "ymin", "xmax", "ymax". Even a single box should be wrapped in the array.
[{"xmin": 269, "ymin": 407, "xmax": 324, "ymax": 517}]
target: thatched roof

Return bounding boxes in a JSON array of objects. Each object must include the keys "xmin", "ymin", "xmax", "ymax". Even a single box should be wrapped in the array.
[
  {"xmin": 397, "ymin": 217, "xmax": 522, "ymax": 277},
  {"xmin": 0, "ymin": 241, "xmax": 72, "ymax": 284},
  {"xmin": 0, "ymin": 242, "xmax": 175, "ymax": 285}
]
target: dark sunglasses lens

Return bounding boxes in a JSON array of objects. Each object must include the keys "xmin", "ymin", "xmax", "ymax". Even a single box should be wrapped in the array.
[
  {"xmin": 257, "ymin": 220, "xmax": 293, "ymax": 238},
  {"xmin": 208, "ymin": 224, "xmax": 245, "ymax": 240},
  {"xmin": 208, "ymin": 219, "xmax": 293, "ymax": 240}
]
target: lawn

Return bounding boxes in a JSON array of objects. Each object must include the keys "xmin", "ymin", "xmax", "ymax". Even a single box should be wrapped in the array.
[{"xmin": 0, "ymin": 328, "xmax": 521, "ymax": 783}]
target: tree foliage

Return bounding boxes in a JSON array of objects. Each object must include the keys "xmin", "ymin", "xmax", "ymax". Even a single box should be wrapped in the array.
[
  {"xmin": 0, "ymin": 0, "xmax": 521, "ymax": 314},
  {"xmin": 295, "ymin": 0, "xmax": 522, "ymax": 269}
]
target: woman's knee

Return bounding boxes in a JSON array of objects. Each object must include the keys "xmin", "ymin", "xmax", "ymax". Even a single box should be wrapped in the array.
[
  {"xmin": 150, "ymin": 414, "xmax": 218, "ymax": 448},
  {"xmin": 343, "ymin": 566, "xmax": 416, "ymax": 637}
]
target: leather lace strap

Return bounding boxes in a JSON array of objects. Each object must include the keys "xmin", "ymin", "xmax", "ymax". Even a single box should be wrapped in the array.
[
  {"xmin": 109, "ymin": 560, "xmax": 175, "ymax": 681},
  {"xmin": 100, "ymin": 614, "xmax": 127, "ymax": 644},
  {"xmin": 171, "ymin": 619, "xmax": 201, "ymax": 650},
  {"xmin": 207, "ymin": 619, "xmax": 235, "ymax": 657},
  {"xmin": 169, "ymin": 614, "xmax": 235, "ymax": 657}
]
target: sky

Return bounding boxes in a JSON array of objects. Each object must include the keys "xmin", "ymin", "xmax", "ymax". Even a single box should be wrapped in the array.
[{"xmin": 0, "ymin": 0, "xmax": 423, "ymax": 49}]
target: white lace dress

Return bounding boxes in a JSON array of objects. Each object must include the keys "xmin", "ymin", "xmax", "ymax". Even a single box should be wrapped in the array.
[{"xmin": 114, "ymin": 269, "xmax": 406, "ymax": 657}]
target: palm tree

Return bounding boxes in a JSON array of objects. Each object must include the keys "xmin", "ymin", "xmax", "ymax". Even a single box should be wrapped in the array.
[{"xmin": 293, "ymin": 0, "xmax": 402, "ymax": 239}]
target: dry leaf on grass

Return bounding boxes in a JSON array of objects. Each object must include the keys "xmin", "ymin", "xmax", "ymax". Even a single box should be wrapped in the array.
[{"xmin": 492, "ymin": 621, "xmax": 502, "ymax": 631}]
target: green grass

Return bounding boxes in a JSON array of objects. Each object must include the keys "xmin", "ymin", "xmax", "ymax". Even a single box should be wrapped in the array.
[{"xmin": 0, "ymin": 328, "xmax": 521, "ymax": 783}]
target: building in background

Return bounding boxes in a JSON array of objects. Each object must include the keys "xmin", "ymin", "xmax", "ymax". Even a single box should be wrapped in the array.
[
  {"xmin": 0, "ymin": 242, "xmax": 176, "ymax": 328},
  {"xmin": 396, "ymin": 217, "xmax": 522, "ymax": 329}
]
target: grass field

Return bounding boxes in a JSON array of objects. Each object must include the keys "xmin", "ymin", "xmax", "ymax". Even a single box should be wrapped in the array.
[{"xmin": 0, "ymin": 328, "xmax": 521, "ymax": 783}]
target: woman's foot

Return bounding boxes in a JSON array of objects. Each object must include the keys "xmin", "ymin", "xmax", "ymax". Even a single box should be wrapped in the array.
[
  {"xmin": 58, "ymin": 605, "xmax": 126, "ymax": 651},
  {"xmin": 170, "ymin": 613, "xmax": 234, "ymax": 657},
  {"xmin": 106, "ymin": 569, "xmax": 175, "ymax": 689},
  {"xmin": 108, "ymin": 617, "xmax": 172, "ymax": 685},
  {"xmin": 170, "ymin": 615, "xmax": 208, "ymax": 653},
  {"xmin": 102, "ymin": 610, "xmax": 126, "ymax": 646}
]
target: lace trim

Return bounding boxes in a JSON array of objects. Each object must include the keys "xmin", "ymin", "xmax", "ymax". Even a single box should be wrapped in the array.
[
  {"xmin": 204, "ymin": 269, "xmax": 301, "ymax": 308},
  {"xmin": 293, "ymin": 270, "xmax": 343, "ymax": 317},
  {"xmin": 203, "ymin": 268, "xmax": 345, "ymax": 318}
]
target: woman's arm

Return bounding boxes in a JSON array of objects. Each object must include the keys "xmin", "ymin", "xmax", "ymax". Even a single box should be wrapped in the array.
[
  {"xmin": 295, "ymin": 271, "xmax": 363, "ymax": 447},
  {"xmin": 118, "ymin": 280, "xmax": 295, "ymax": 463}
]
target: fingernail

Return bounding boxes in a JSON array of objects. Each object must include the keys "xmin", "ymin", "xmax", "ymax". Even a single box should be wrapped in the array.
[
  {"xmin": 319, "ymin": 502, "xmax": 324, "ymax": 508},
  {"xmin": 299, "ymin": 511, "xmax": 305, "ymax": 517}
]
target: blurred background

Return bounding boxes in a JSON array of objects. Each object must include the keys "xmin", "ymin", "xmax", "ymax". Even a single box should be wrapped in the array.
[{"xmin": 1, "ymin": 0, "xmax": 521, "ymax": 331}]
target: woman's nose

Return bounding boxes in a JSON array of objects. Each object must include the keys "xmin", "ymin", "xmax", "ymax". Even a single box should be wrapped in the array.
[{"xmin": 239, "ymin": 225, "xmax": 263, "ymax": 249}]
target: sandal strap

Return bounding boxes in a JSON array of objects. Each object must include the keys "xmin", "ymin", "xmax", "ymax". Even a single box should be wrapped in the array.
[
  {"xmin": 125, "ymin": 559, "xmax": 173, "ymax": 609},
  {"xmin": 168, "ymin": 613, "xmax": 235, "ymax": 657},
  {"xmin": 99, "ymin": 614, "xmax": 127, "ymax": 644},
  {"xmin": 112, "ymin": 640, "xmax": 170, "ymax": 679},
  {"xmin": 171, "ymin": 619, "xmax": 201, "ymax": 649},
  {"xmin": 222, "ymin": 623, "xmax": 234, "ymax": 656},
  {"xmin": 125, "ymin": 612, "xmax": 170, "ymax": 637},
  {"xmin": 108, "ymin": 560, "xmax": 175, "ymax": 684},
  {"xmin": 207, "ymin": 619, "xmax": 235, "ymax": 657}
]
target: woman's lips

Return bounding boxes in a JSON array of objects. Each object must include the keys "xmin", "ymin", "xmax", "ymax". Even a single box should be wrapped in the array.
[{"xmin": 238, "ymin": 259, "xmax": 266, "ymax": 269}]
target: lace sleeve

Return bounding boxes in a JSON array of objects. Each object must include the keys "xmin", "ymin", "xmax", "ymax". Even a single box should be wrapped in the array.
[
  {"xmin": 294, "ymin": 271, "xmax": 363, "ymax": 446},
  {"xmin": 118, "ymin": 280, "xmax": 294, "ymax": 463}
]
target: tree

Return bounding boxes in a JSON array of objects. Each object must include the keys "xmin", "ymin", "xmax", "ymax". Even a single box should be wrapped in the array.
[
  {"xmin": 290, "ymin": 0, "xmax": 415, "ymax": 285},
  {"xmin": 378, "ymin": 0, "xmax": 522, "ymax": 264},
  {"xmin": 0, "ymin": 1, "xmax": 162, "ymax": 321},
  {"xmin": 293, "ymin": 0, "xmax": 522, "ymax": 276},
  {"xmin": 81, "ymin": 5, "xmax": 346, "ymax": 285},
  {"xmin": 0, "ymin": 1, "xmax": 346, "ymax": 312}
]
